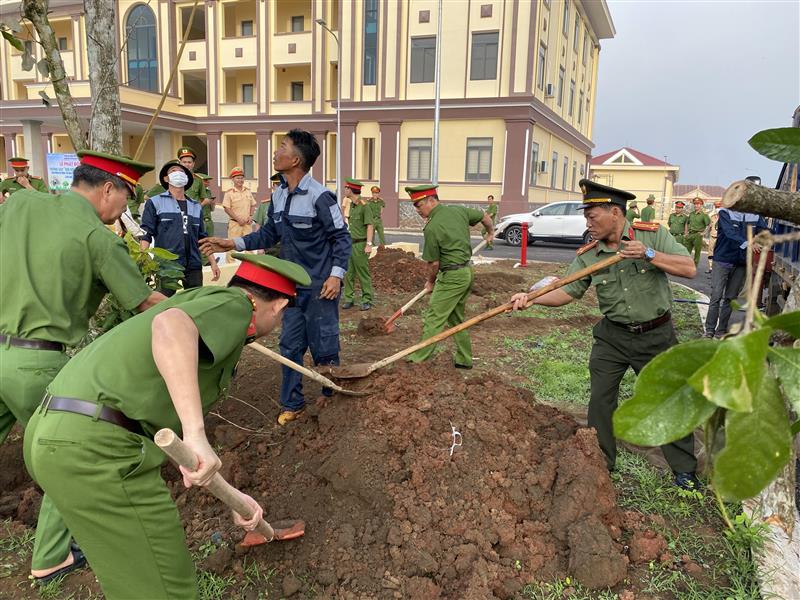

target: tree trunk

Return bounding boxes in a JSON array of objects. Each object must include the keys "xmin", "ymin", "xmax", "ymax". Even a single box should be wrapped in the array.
[
  {"xmin": 723, "ymin": 180, "xmax": 800, "ymax": 226},
  {"xmin": 21, "ymin": 0, "xmax": 88, "ymax": 151},
  {"xmin": 84, "ymin": 0, "xmax": 122, "ymax": 153}
]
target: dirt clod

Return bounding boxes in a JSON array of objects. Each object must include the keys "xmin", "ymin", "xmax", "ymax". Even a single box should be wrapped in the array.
[{"xmin": 357, "ymin": 316, "xmax": 389, "ymax": 336}]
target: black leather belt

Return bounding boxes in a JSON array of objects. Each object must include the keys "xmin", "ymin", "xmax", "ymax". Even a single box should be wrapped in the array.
[
  {"xmin": 440, "ymin": 262, "xmax": 469, "ymax": 272},
  {"xmin": 42, "ymin": 395, "xmax": 144, "ymax": 436},
  {"xmin": 0, "ymin": 334, "xmax": 64, "ymax": 352},
  {"xmin": 351, "ymin": 238, "xmax": 367, "ymax": 243},
  {"xmin": 607, "ymin": 311, "xmax": 672, "ymax": 334}
]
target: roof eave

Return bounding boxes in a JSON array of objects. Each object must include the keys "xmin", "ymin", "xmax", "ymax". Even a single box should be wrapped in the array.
[{"xmin": 583, "ymin": 0, "xmax": 616, "ymax": 40}]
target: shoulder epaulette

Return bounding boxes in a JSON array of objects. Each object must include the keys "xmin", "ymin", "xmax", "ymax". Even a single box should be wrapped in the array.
[
  {"xmin": 30, "ymin": 175, "xmax": 42, "ymax": 180},
  {"xmin": 576, "ymin": 240, "xmax": 598, "ymax": 255},
  {"xmin": 632, "ymin": 222, "xmax": 660, "ymax": 232}
]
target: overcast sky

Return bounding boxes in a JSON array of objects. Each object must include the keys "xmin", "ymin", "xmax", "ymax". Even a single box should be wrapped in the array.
[{"xmin": 592, "ymin": 0, "xmax": 800, "ymax": 188}]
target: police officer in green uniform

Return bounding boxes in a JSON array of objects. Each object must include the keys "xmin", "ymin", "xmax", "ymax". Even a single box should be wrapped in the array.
[
  {"xmin": 667, "ymin": 200, "xmax": 688, "ymax": 245},
  {"xmin": 510, "ymin": 179, "xmax": 700, "ymax": 490},
  {"xmin": 683, "ymin": 197, "xmax": 711, "ymax": 266},
  {"xmin": 368, "ymin": 185, "xmax": 386, "ymax": 247},
  {"xmin": 625, "ymin": 200, "xmax": 639, "ymax": 222},
  {"xmin": 0, "ymin": 156, "xmax": 49, "ymax": 197},
  {"xmin": 146, "ymin": 147, "xmax": 214, "ymax": 235},
  {"xmin": 342, "ymin": 178, "xmax": 375, "ymax": 310},
  {"xmin": 407, "ymin": 184, "xmax": 494, "ymax": 368},
  {"xmin": 483, "ymin": 194, "xmax": 498, "ymax": 250},
  {"xmin": 0, "ymin": 151, "xmax": 166, "ymax": 583},
  {"xmin": 24, "ymin": 254, "xmax": 309, "ymax": 600},
  {"xmin": 254, "ymin": 173, "xmax": 281, "ymax": 230},
  {"xmin": 640, "ymin": 195, "xmax": 656, "ymax": 222}
]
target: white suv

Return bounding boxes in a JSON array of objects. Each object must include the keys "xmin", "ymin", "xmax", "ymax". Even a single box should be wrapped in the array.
[{"xmin": 496, "ymin": 201, "xmax": 591, "ymax": 247}]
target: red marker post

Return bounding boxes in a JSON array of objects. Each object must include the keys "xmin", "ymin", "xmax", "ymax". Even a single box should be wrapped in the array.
[{"xmin": 520, "ymin": 222, "xmax": 528, "ymax": 267}]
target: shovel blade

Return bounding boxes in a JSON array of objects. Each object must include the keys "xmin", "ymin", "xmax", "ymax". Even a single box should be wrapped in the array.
[
  {"xmin": 239, "ymin": 520, "xmax": 306, "ymax": 547},
  {"xmin": 318, "ymin": 364, "xmax": 375, "ymax": 379}
]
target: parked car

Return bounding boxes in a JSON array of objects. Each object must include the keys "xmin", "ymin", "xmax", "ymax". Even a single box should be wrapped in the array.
[{"xmin": 496, "ymin": 201, "xmax": 591, "ymax": 246}]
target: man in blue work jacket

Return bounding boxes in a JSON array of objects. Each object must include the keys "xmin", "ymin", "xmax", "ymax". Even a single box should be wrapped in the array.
[
  {"xmin": 200, "ymin": 129, "xmax": 351, "ymax": 425},
  {"xmin": 141, "ymin": 160, "xmax": 220, "ymax": 295}
]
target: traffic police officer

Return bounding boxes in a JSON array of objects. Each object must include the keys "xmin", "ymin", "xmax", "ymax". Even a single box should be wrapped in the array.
[
  {"xmin": 684, "ymin": 197, "xmax": 711, "ymax": 266},
  {"xmin": 510, "ymin": 179, "xmax": 700, "ymax": 490},
  {"xmin": 25, "ymin": 254, "xmax": 310, "ymax": 600},
  {"xmin": 0, "ymin": 156, "xmax": 49, "ymax": 197},
  {"xmin": 0, "ymin": 150, "xmax": 166, "ymax": 583},
  {"xmin": 667, "ymin": 200, "xmax": 688, "ymax": 245},
  {"xmin": 199, "ymin": 129, "xmax": 351, "ymax": 425},
  {"xmin": 368, "ymin": 185, "xmax": 386, "ymax": 247},
  {"xmin": 342, "ymin": 178, "xmax": 375, "ymax": 310},
  {"xmin": 407, "ymin": 184, "xmax": 494, "ymax": 369}
]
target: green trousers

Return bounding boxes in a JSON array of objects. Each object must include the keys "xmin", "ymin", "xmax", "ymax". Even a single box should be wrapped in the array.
[
  {"xmin": 373, "ymin": 220, "xmax": 385, "ymax": 245},
  {"xmin": 590, "ymin": 318, "xmax": 696, "ymax": 472},
  {"xmin": 0, "ymin": 345, "xmax": 70, "ymax": 570},
  {"xmin": 344, "ymin": 240, "xmax": 374, "ymax": 304},
  {"xmin": 409, "ymin": 267, "xmax": 474, "ymax": 367},
  {"xmin": 25, "ymin": 409, "xmax": 197, "ymax": 599},
  {"xmin": 683, "ymin": 232, "xmax": 703, "ymax": 266}
]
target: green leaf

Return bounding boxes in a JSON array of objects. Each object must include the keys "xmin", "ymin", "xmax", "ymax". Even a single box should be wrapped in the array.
[
  {"xmin": 613, "ymin": 339, "xmax": 718, "ymax": 446},
  {"xmin": 748, "ymin": 127, "xmax": 800, "ymax": 163},
  {"xmin": 687, "ymin": 328, "xmax": 771, "ymax": 412},
  {"xmin": 712, "ymin": 373, "xmax": 792, "ymax": 501},
  {"xmin": 762, "ymin": 311, "xmax": 800, "ymax": 338},
  {"xmin": 1, "ymin": 29, "xmax": 24, "ymax": 52},
  {"xmin": 21, "ymin": 49, "xmax": 34, "ymax": 71},
  {"xmin": 768, "ymin": 347, "xmax": 800, "ymax": 416},
  {"xmin": 150, "ymin": 247, "xmax": 180, "ymax": 260},
  {"xmin": 791, "ymin": 420, "xmax": 800, "ymax": 436},
  {"xmin": 36, "ymin": 58, "xmax": 49, "ymax": 78}
]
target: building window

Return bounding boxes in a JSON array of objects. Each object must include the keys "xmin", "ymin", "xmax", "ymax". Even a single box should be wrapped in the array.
[
  {"xmin": 241, "ymin": 83, "xmax": 254, "ymax": 103},
  {"xmin": 568, "ymin": 80, "xmax": 575, "ymax": 116},
  {"xmin": 470, "ymin": 31, "xmax": 499, "ymax": 80},
  {"xmin": 242, "ymin": 154, "xmax": 254, "ymax": 179},
  {"xmin": 410, "ymin": 37, "xmax": 436, "ymax": 83},
  {"xmin": 586, "ymin": 97, "xmax": 590, "ymax": 121},
  {"xmin": 572, "ymin": 161, "xmax": 577, "ymax": 190},
  {"xmin": 573, "ymin": 18, "xmax": 580, "ymax": 51},
  {"xmin": 578, "ymin": 91, "xmax": 584, "ymax": 123},
  {"xmin": 465, "ymin": 138, "xmax": 493, "ymax": 181},
  {"xmin": 241, "ymin": 20, "xmax": 254, "ymax": 36},
  {"xmin": 557, "ymin": 66, "xmax": 565, "ymax": 106},
  {"xmin": 58, "ymin": 37, "xmax": 68, "ymax": 51},
  {"xmin": 562, "ymin": 0, "xmax": 569, "ymax": 35},
  {"xmin": 407, "ymin": 138, "xmax": 432, "ymax": 181},
  {"xmin": 582, "ymin": 28, "xmax": 588, "ymax": 65},
  {"xmin": 530, "ymin": 142, "xmax": 540, "ymax": 186},
  {"xmin": 291, "ymin": 16, "xmax": 304, "ymax": 32},
  {"xmin": 182, "ymin": 71, "xmax": 206, "ymax": 105},
  {"xmin": 363, "ymin": 137, "xmax": 375, "ymax": 180},
  {"xmin": 363, "ymin": 0, "xmax": 378, "ymax": 85},
  {"xmin": 551, "ymin": 151, "xmax": 558, "ymax": 189},
  {"xmin": 126, "ymin": 5, "xmax": 159, "ymax": 92},
  {"xmin": 562, "ymin": 156, "xmax": 569, "ymax": 191},
  {"xmin": 537, "ymin": 43, "xmax": 546, "ymax": 90},
  {"xmin": 181, "ymin": 6, "xmax": 206, "ymax": 40},
  {"xmin": 291, "ymin": 81, "xmax": 304, "ymax": 101}
]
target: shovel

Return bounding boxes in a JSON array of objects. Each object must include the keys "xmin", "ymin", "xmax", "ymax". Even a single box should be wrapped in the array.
[
  {"xmin": 247, "ymin": 342, "xmax": 368, "ymax": 396},
  {"xmin": 154, "ymin": 428, "xmax": 305, "ymax": 547},
  {"xmin": 321, "ymin": 252, "xmax": 625, "ymax": 379}
]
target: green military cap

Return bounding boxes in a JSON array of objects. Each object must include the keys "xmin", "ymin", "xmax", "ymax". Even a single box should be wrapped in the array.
[
  {"xmin": 159, "ymin": 160, "xmax": 193, "ymax": 191},
  {"xmin": 232, "ymin": 253, "xmax": 311, "ymax": 296},
  {"xmin": 577, "ymin": 178, "xmax": 635, "ymax": 211},
  {"xmin": 629, "ymin": 201, "xmax": 637, "ymax": 207},
  {"xmin": 177, "ymin": 146, "xmax": 197, "ymax": 160},
  {"xmin": 270, "ymin": 173, "xmax": 282, "ymax": 182},
  {"xmin": 344, "ymin": 177, "xmax": 364, "ymax": 192},
  {"xmin": 9, "ymin": 157, "xmax": 29, "ymax": 168},
  {"xmin": 404, "ymin": 183, "xmax": 439, "ymax": 202},
  {"xmin": 76, "ymin": 150, "xmax": 154, "ymax": 192}
]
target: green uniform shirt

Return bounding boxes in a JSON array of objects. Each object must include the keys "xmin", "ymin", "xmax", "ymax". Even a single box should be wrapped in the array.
[
  {"xmin": 253, "ymin": 201, "xmax": 270, "ymax": 227},
  {"xmin": 348, "ymin": 200, "xmax": 374, "ymax": 240},
  {"xmin": 485, "ymin": 203, "xmax": 498, "ymax": 222},
  {"xmin": 422, "ymin": 204, "xmax": 484, "ymax": 267},
  {"xmin": 0, "ymin": 190, "xmax": 152, "ymax": 345},
  {"xmin": 687, "ymin": 210, "xmax": 710, "ymax": 234},
  {"xmin": 640, "ymin": 205, "xmax": 656, "ymax": 222},
  {"xmin": 667, "ymin": 213, "xmax": 688, "ymax": 235},
  {"xmin": 0, "ymin": 176, "xmax": 49, "ymax": 196},
  {"xmin": 625, "ymin": 208, "xmax": 639, "ymax": 222},
  {"xmin": 561, "ymin": 223, "xmax": 690, "ymax": 324},
  {"xmin": 369, "ymin": 198, "xmax": 385, "ymax": 220},
  {"xmin": 47, "ymin": 286, "xmax": 252, "ymax": 437}
]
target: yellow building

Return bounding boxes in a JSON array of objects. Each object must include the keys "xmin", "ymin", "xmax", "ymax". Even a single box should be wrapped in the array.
[
  {"xmin": 673, "ymin": 184, "xmax": 725, "ymax": 211},
  {"xmin": 589, "ymin": 147, "xmax": 680, "ymax": 221},
  {"xmin": 0, "ymin": 0, "xmax": 615, "ymax": 225}
]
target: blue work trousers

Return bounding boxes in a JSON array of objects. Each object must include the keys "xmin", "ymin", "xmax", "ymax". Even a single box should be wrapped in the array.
[{"xmin": 279, "ymin": 286, "xmax": 340, "ymax": 410}]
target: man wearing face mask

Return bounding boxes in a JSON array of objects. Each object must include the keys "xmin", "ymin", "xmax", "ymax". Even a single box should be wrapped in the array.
[{"xmin": 141, "ymin": 161, "xmax": 220, "ymax": 296}]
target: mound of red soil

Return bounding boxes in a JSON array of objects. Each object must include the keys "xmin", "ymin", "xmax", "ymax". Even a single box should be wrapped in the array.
[
  {"xmin": 471, "ymin": 272, "xmax": 526, "ymax": 297},
  {"xmin": 179, "ymin": 357, "xmax": 628, "ymax": 598},
  {"xmin": 357, "ymin": 316, "xmax": 389, "ymax": 336},
  {"xmin": 370, "ymin": 247, "xmax": 428, "ymax": 294}
]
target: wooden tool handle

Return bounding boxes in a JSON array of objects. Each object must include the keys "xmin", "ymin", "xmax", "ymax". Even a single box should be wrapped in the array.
[
  {"xmin": 154, "ymin": 429, "xmax": 275, "ymax": 541},
  {"xmin": 370, "ymin": 252, "xmax": 624, "ymax": 371},
  {"xmin": 247, "ymin": 343, "xmax": 367, "ymax": 396}
]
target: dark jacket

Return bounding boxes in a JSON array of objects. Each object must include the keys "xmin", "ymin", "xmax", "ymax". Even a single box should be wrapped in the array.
[
  {"xmin": 711, "ymin": 209, "xmax": 768, "ymax": 266},
  {"xmin": 141, "ymin": 192, "xmax": 207, "ymax": 270}
]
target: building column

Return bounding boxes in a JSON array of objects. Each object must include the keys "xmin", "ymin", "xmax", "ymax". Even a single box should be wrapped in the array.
[
  {"xmin": 379, "ymin": 121, "xmax": 401, "ymax": 227},
  {"xmin": 501, "ymin": 119, "xmax": 532, "ymax": 216},
  {"xmin": 339, "ymin": 122, "xmax": 356, "ymax": 194},
  {"xmin": 255, "ymin": 131, "xmax": 272, "ymax": 197},
  {"xmin": 22, "ymin": 120, "xmax": 45, "ymax": 177},
  {"xmin": 309, "ymin": 130, "xmax": 328, "ymax": 184},
  {"xmin": 2, "ymin": 133, "xmax": 17, "ymax": 163},
  {"xmin": 40, "ymin": 132, "xmax": 52, "ymax": 180},
  {"xmin": 153, "ymin": 129, "xmax": 173, "ymax": 171},
  {"xmin": 206, "ymin": 131, "xmax": 222, "ymax": 198}
]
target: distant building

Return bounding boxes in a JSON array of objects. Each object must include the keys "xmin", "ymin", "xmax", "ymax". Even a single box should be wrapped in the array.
[
  {"xmin": 589, "ymin": 147, "xmax": 679, "ymax": 220},
  {"xmin": 673, "ymin": 184, "xmax": 726, "ymax": 210},
  {"xmin": 0, "ymin": 0, "xmax": 616, "ymax": 225}
]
